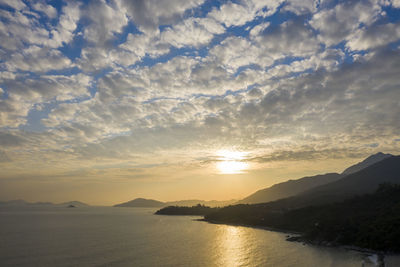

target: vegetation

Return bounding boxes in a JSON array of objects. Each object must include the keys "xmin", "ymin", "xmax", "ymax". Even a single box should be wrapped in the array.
[
  {"xmin": 205, "ymin": 183, "xmax": 400, "ymax": 252},
  {"xmin": 155, "ymin": 204, "xmax": 220, "ymax": 216}
]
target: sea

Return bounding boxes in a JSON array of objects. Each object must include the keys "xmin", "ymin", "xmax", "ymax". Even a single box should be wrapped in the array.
[{"xmin": 1, "ymin": 206, "xmax": 399, "ymax": 267}]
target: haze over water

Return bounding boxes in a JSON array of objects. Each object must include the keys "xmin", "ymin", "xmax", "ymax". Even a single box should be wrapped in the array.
[{"xmin": 1, "ymin": 207, "xmax": 399, "ymax": 267}]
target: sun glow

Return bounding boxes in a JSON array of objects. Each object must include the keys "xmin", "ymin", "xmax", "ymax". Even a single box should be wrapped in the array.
[{"xmin": 216, "ymin": 150, "xmax": 249, "ymax": 174}]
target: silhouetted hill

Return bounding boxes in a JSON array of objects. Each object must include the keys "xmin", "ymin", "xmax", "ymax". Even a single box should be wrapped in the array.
[
  {"xmin": 114, "ymin": 198, "xmax": 237, "ymax": 208},
  {"xmin": 235, "ymin": 155, "xmax": 400, "ymax": 212},
  {"xmin": 238, "ymin": 152, "xmax": 393, "ymax": 205},
  {"xmin": 114, "ymin": 198, "xmax": 165, "ymax": 207},
  {"xmin": 238, "ymin": 173, "xmax": 342, "ymax": 204},
  {"xmin": 342, "ymin": 152, "xmax": 392, "ymax": 175},
  {"xmin": 155, "ymin": 204, "xmax": 220, "ymax": 216},
  {"xmin": 284, "ymin": 155, "xmax": 400, "ymax": 209},
  {"xmin": 205, "ymin": 183, "xmax": 400, "ymax": 252}
]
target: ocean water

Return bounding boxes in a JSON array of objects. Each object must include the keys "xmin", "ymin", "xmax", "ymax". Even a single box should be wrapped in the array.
[{"xmin": 1, "ymin": 207, "xmax": 399, "ymax": 267}]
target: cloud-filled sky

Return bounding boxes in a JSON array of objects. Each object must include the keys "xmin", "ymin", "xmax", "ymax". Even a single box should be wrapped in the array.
[{"xmin": 0, "ymin": 0, "xmax": 400, "ymax": 205}]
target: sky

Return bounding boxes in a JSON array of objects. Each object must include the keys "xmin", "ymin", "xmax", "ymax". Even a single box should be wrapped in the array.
[{"xmin": 0, "ymin": 0, "xmax": 400, "ymax": 205}]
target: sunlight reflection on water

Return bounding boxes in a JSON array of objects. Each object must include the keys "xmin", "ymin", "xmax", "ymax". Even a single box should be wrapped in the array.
[{"xmin": 1, "ymin": 207, "xmax": 400, "ymax": 267}]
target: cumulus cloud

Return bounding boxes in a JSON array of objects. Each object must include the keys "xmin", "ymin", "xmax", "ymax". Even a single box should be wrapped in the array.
[
  {"xmin": 0, "ymin": 8, "xmax": 50, "ymax": 51},
  {"xmin": 346, "ymin": 22, "xmax": 400, "ymax": 51},
  {"xmin": 31, "ymin": 2, "xmax": 57, "ymax": 18},
  {"xmin": 83, "ymin": 0, "xmax": 128, "ymax": 45},
  {"xmin": 47, "ymin": 1, "xmax": 81, "ymax": 48},
  {"xmin": 310, "ymin": 0, "xmax": 383, "ymax": 46},
  {"xmin": 208, "ymin": 0, "xmax": 281, "ymax": 27},
  {"xmin": 282, "ymin": 0, "xmax": 319, "ymax": 15},
  {"xmin": 121, "ymin": 0, "xmax": 205, "ymax": 33},
  {"xmin": 0, "ymin": 0, "xmax": 27, "ymax": 10},
  {"xmin": 4, "ymin": 46, "xmax": 72, "ymax": 72},
  {"xmin": 161, "ymin": 17, "xmax": 225, "ymax": 48}
]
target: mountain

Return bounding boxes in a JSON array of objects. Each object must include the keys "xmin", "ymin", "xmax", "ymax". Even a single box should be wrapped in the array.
[
  {"xmin": 262, "ymin": 155, "xmax": 400, "ymax": 210},
  {"xmin": 238, "ymin": 152, "xmax": 393, "ymax": 205},
  {"xmin": 114, "ymin": 198, "xmax": 165, "ymax": 207},
  {"xmin": 203, "ymin": 156, "xmax": 400, "ymax": 252},
  {"xmin": 114, "ymin": 198, "xmax": 237, "ymax": 208},
  {"xmin": 238, "ymin": 173, "xmax": 342, "ymax": 204},
  {"xmin": 204, "ymin": 183, "xmax": 400, "ymax": 252},
  {"xmin": 342, "ymin": 152, "xmax": 392, "ymax": 175},
  {"xmin": 299, "ymin": 155, "xmax": 400, "ymax": 203}
]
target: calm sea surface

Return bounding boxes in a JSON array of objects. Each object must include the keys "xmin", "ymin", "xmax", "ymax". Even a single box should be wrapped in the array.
[{"xmin": 1, "ymin": 206, "xmax": 399, "ymax": 267}]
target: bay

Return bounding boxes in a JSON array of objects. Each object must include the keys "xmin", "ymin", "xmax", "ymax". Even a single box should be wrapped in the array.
[{"xmin": 1, "ymin": 206, "xmax": 399, "ymax": 266}]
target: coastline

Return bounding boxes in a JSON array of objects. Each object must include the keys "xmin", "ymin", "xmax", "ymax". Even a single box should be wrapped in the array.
[{"xmin": 197, "ymin": 217, "xmax": 393, "ymax": 261}]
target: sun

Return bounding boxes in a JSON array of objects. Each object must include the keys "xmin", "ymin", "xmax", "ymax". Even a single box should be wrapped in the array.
[{"xmin": 216, "ymin": 150, "xmax": 249, "ymax": 174}]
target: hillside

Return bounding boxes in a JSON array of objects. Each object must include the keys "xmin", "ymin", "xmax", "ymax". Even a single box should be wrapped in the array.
[
  {"xmin": 286, "ymin": 155, "xmax": 400, "ymax": 209},
  {"xmin": 342, "ymin": 152, "xmax": 392, "ymax": 175},
  {"xmin": 155, "ymin": 204, "xmax": 219, "ymax": 216},
  {"xmin": 238, "ymin": 152, "xmax": 392, "ymax": 205},
  {"xmin": 238, "ymin": 173, "xmax": 342, "ymax": 204},
  {"xmin": 205, "ymin": 183, "xmax": 400, "ymax": 252}
]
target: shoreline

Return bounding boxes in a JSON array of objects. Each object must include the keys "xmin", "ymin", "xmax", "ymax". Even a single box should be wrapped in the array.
[{"xmin": 197, "ymin": 218, "xmax": 395, "ymax": 259}]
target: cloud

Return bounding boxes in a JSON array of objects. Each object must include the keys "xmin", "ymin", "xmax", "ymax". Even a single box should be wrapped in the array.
[
  {"xmin": 0, "ymin": 132, "xmax": 25, "ymax": 147},
  {"xmin": 0, "ymin": 150, "xmax": 11, "ymax": 162},
  {"xmin": 346, "ymin": 22, "xmax": 400, "ymax": 51},
  {"xmin": 3, "ymin": 73, "xmax": 90, "ymax": 102},
  {"xmin": 0, "ymin": 94, "xmax": 32, "ymax": 127},
  {"xmin": 257, "ymin": 19, "xmax": 320, "ymax": 57},
  {"xmin": 161, "ymin": 17, "xmax": 225, "ymax": 48},
  {"xmin": 31, "ymin": 2, "xmax": 57, "ymax": 18},
  {"xmin": 208, "ymin": 0, "xmax": 281, "ymax": 27},
  {"xmin": 209, "ymin": 36, "xmax": 272, "ymax": 72},
  {"xmin": 121, "ymin": 0, "xmax": 205, "ymax": 33},
  {"xmin": 0, "ymin": 9, "xmax": 49, "ymax": 51},
  {"xmin": 47, "ymin": 1, "xmax": 81, "ymax": 48},
  {"xmin": 282, "ymin": 0, "xmax": 319, "ymax": 15},
  {"xmin": 310, "ymin": 0, "xmax": 383, "ymax": 46},
  {"xmin": 0, "ymin": 0, "xmax": 26, "ymax": 10},
  {"xmin": 83, "ymin": 0, "xmax": 128, "ymax": 45},
  {"xmin": 3, "ymin": 46, "xmax": 72, "ymax": 72}
]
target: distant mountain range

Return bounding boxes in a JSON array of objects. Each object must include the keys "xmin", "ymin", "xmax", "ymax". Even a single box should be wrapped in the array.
[
  {"xmin": 238, "ymin": 152, "xmax": 393, "ymax": 204},
  {"xmin": 115, "ymin": 152, "xmax": 394, "ymax": 208},
  {"xmin": 0, "ymin": 200, "xmax": 89, "ymax": 207},
  {"xmin": 114, "ymin": 198, "xmax": 237, "ymax": 208},
  {"xmin": 7, "ymin": 152, "xmax": 393, "ymax": 209}
]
